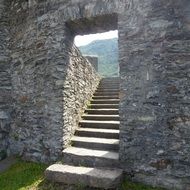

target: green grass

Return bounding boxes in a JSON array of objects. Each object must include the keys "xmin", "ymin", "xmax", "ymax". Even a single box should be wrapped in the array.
[
  {"xmin": 0, "ymin": 159, "xmax": 165, "ymax": 190},
  {"xmin": 0, "ymin": 159, "xmax": 47, "ymax": 190}
]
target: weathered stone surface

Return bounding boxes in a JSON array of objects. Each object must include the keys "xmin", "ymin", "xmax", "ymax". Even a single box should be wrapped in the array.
[
  {"xmin": 119, "ymin": 0, "xmax": 190, "ymax": 189},
  {"xmin": 84, "ymin": 56, "xmax": 98, "ymax": 72},
  {"xmin": 4, "ymin": 0, "xmax": 100, "ymax": 163},
  {"xmin": 63, "ymin": 45, "xmax": 100, "ymax": 148},
  {"xmin": 63, "ymin": 147, "xmax": 119, "ymax": 168},
  {"xmin": 45, "ymin": 164, "xmax": 123, "ymax": 189},
  {"xmin": 0, "ymin": 0, "xmax": 11, "ymax": 160},
  {"xmin": 0, "ymin": 0, "xmax": 189, "ymax": 189}
]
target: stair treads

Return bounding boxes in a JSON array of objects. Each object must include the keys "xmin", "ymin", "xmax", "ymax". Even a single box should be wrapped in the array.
[
  {"xmin": 75, "ymin": 128, "xmax": 119, "ymax": 139},
  {"xmin": 63, "ymin": 147, "xmax": 119, "ymax": 160},
  {"xmin": 85, "ymin": 109, "xmax": 119, "ymax": 115},
  {"xmin": 71, "ymin": 136, "xmax": 119, "ymax": 145},
  {"xmin": 71, "ymin": 136, "xmax": 119, "ymax": 144},
  {"xmin": 77, "ymin": 128, "xmax": 119, "ymax": 133},
  {"xmin": 93, "ymin": 96, "xmax": 119, "ymax": 99},
  {"xmin": 90, "ymin": 104, "xmax": 119, "ymax": 109},
  {"xmin": 80, "ymin": 120, "xmax": 119, "ymax": 129},
  {"xmin": 96, "ymin": 88, "xmax": 119, "ymax": 91},
  {"xmin": 45, "ymin": 164, "xmax": 123, "ymax": 189},
  {"xmin": 94, "ymin": 91, "xmax": 119, "ymax": 96},
  {"xmin": 71, "ymin": 136, "xmax": 119, "ymax": 151},
  {"xmin": 91, "ymin": 99, "xmax": 119, "ymax": 104},
  {"xmin": 82, "ymin": 114, "xmax": 119, "ymax": 121}
]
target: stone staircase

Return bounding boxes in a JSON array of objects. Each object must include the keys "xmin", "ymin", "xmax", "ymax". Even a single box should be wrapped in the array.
[{"xmin": 45, "ymin": 77, "xmax": 122, "ymax": 189}]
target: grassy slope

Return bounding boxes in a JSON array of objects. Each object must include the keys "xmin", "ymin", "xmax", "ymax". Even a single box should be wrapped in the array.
[{"xmin": 0, "ymin": 159, "xmax": 165, "ymax": 190}]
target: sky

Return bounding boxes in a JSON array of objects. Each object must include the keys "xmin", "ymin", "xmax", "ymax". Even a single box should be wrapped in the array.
[{"xmin": 74, "ymin": 30, "xmax": 118, "ymax": 47}]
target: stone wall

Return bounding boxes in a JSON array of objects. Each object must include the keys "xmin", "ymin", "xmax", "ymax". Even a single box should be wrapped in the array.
[
  {"xmin": 0, "ymin": 0, "xmax": 190, "ymax": 189},
  {"xmin": 7, "ymin": 0, "xmax": 99, "ymax": 163},
  {"xmin": 119, "ymin": 0, "xmax": 190, "ymax": 189},
  {"xmin": 63, "ymin": 45, "xmax": 100, "ymax": 147},
  {"xmin": 0, "ymin": 0, "xmax": 11, "ymax": 160},
  {"xmin": 84, "ymin": 56, "xmax": 98, "ymax": 72},
  {"xmin": 8, "ymin": 0, "xmax": 66, "ymax": 163}
]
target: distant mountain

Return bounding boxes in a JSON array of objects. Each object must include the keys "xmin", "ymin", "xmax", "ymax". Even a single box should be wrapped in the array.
[{"xmin": 79, "ymin": 38, "xmax": 119, "ymax": 77}]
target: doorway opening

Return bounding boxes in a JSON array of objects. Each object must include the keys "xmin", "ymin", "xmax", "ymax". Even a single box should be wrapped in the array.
[
  {"xmin": 74, "ymin": 30, "xmax": 119, "ymax": 77},
  {"xmin": 65, "ymin": 13, "xmax": 119, "ymax": 77},
  {"xmin": 58, "ymin": 13, "xmax": 121, "ymax": 186}
]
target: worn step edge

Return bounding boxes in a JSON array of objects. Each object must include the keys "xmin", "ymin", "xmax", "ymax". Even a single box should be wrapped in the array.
[
  {"xmin": 91, "ymin": 100, "xmax": 119, "ymax": 104},
  {"xmin": 94, "ymin": 92, "xmax": 118, "ymax": 94},
  {"xmin": 98, "ymin": 83, "xmax": 119, "ymax": 85},
  {"xmin": 92, "ymin": 99, "xmax": 119, "ymax": 101},
  {"xmin": 45, "ymin": 164, "xmax": 123, "ymax": 189},
  {"xmin": 85, "ymin": 109, "xmax": 119, "ymax": 114},
  {"xmin": 76, "ymin": 128, "xmax": 119, "ymax": 139},
  {"xmin": 97, "ymin": 88, "xmax": 119, "ymax": 90},
  {"xmin": 93, "ymin": 96, "xmax": 119, "ymax": 99},
  {"xmin": 95, "ymin": 91, "xmax": 119, "ymax": 94},
  {"xmin": 97, "ymin": 85, "xmax": 120, "ymax": 90},
  {"xmin": 63, "ymin": 147, "xmax": 119, "ymax": 160},
  {"xmin": 79, "ymin": 120, "xmax": 120, "ymax": 129},
  {"xmin": 90, "ymin": 104, "xmax": 119, "ymax": 109},
  {"xmin": 94, "ymin": 94, "xmax": 119, "ymax": 96},
  {"xmin": 71, "ymin": 136, "xmax": 119, "ymax": 150},
  {"xmin": 99, "ymin": 81, "xmax": 119, "ymax": 83},
  {"xmin": 82, "ymin": 114, "xmax": 120, "ymax": 121},
  {"xmin": 62, "ymin": 147, "xmax": 119, "ymax": 168}
]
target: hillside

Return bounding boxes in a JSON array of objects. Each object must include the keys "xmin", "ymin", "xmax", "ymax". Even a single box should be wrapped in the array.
[{"xmin": 79, "ymin": 38, "xmax": 119, "ymax": 77}]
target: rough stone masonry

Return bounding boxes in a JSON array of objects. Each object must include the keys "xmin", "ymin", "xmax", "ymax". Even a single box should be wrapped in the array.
[{"xmin": 0, "ymin": 0, "xmax": 190, "ymax": 189}]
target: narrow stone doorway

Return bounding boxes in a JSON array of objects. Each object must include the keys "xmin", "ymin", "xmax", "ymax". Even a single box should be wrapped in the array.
[{"xmin": 45, "ymin": 14, "xmax": 122, "ymax": 188}]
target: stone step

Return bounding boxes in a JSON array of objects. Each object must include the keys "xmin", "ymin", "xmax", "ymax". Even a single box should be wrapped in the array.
[
  {"xmin": 85, "ymin": 109, "xmax": 119, "ymax": 115},
  {"xmin": 90, "ymin": 104, "xmax": 119, "ymax": 109},
  {"xmin": 93, "ymin": 96, "xmax": 119, "ymax": 99},
  {"xmin": 101, "ymin": 77, "xmax": 119, "ymax": 80},
  {"xmin": 96, "ymin": 88, "xmax": 119, "ymax": 92},
  {"xmin": 82, "ymin": 114, "xmax": 120, "ymax": 121},
  {"xmin": 101, "ymin": 78, "xmax": 119, "ymax": 81},
  {"xmin": 99, "ymin": 84, "xmax": 119, "ymax": 87},
  {"xmin": 95, "ymin": 89, "xmax": 119, "ymax": 94},
  {"xmin": 45, "ymin": 164, "xmax": 123, "ymax": 189},
  {"xmin": 94, "ymin": 92, "xmax": 119, "ymax": 96},
  {"xmin": 100, "ymin": 79, "xmax": 119, "ymax": 82},
  {"xmin": 71, "ymin": 136, "xmax": 119, "ymax": 151},
  {"xmin": 62, "ymin": 147, "xmax": 119, "ymax": 168},
  {"xmin": 80, "ymin": 120, "xmax": 120, "ymax": 129},
  {"xmin": 75, "ymin": 128, "xmax": 119, "ymax": 139},
  {"xmin": 100, "ymin": 79, "xmax": 119, "ymax": 81},
  {"xmin": 99, "ymin": 81, "xmax": 120, "ymax": 85},
  {"xmin": 97, "ymin": 85, "xmax": 120, "ymax": 91},
  {"xmin": 98, "ymin": 85, "xmax": 119, "ymax": 88},
  {"xmin": 91, "ymin": 99, "xmax": 119, "ymax": 104}
]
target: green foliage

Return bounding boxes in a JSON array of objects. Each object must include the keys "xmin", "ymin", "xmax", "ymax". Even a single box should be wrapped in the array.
[{"xmin": 79, "ymin": 38, "xmax": 119, "ymax": 77}]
